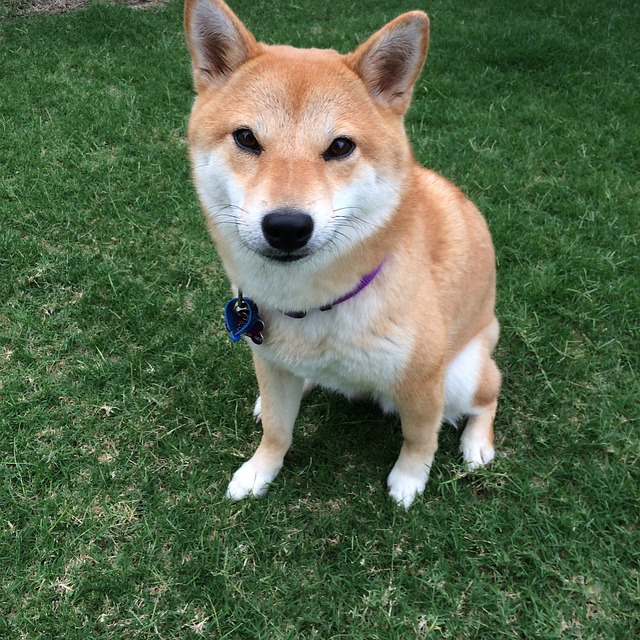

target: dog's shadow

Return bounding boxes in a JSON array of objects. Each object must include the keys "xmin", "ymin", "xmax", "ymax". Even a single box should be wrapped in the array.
[{"xmin": 281, "ymin": 389, "xmax": 462, "ymax": 498}]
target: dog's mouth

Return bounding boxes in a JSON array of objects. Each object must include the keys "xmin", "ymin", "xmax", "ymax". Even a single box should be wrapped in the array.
[
  {"xmin": 238, "ymin": 236, "xmax": 312, "ymax": 264},
  {"xmin": 262, "ymin": 250, "xmax": 310, "ymax": 264}
]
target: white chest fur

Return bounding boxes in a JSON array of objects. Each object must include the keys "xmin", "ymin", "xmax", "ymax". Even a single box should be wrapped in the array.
[{"xmin": 253, "ymin": 294, "xmax": 413, "ymax": 410}]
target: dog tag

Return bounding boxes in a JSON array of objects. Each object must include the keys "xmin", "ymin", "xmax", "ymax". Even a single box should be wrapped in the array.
[{"xmin": 224, "ymin": 295, "xmax": 265, "ymax": 345}]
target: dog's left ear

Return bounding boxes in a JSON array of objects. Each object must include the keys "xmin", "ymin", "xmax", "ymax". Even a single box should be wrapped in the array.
[{"xmin": 346, "ymin": 12, "xmax": 429, "ymax": 116}]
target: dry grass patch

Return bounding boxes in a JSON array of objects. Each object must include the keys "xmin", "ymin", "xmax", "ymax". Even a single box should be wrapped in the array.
[{"xmin": 3, "ymin": 0, "xmax": 169, "ymax": 19}]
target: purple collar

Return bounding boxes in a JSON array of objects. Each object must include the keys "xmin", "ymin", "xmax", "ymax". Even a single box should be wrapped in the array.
[{"xmin": 284, "ymin": 261, "xmax": 385, "ymax": 319}]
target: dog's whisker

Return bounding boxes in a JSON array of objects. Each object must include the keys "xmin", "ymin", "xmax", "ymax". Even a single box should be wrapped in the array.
[{"xmin": 376, "ymin": 176, "xmax": 402, "ymax": 196}]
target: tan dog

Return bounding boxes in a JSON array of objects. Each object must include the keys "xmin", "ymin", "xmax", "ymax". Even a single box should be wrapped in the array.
[{"xmin": 184, "ymin": 0, "xmax": 501, "ymax": 508}]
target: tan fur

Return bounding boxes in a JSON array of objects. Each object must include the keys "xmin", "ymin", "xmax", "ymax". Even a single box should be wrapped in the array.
[{"xmin": 184, "ymin": 0, "xmax": 502, "ymax": 508}]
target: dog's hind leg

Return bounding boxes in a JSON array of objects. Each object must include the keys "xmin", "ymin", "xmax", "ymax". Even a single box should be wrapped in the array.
[
  {"xmin": 460, "ymin": 399, "xmax": 497, "ymax": 469},
  {"xmin": 226, "ymin": 355, "xmax": 304, "ymax": 500},
  {"xmin": 460, "ymin": 359, "xmax": 500, "ymax": 470},
  {"xmin": 459, "ymin": 321, "xmax": 501, "ymax": 470}
]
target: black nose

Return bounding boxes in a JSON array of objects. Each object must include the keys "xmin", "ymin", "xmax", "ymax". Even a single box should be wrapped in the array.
[{"xmin": 261, "ymin": 208, "xmax": 314, "ymax": 252}]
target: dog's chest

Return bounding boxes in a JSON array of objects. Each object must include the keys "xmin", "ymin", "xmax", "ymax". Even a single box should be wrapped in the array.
[{"xmin": 256, "ymin": 304, "xmax": 411, "ymax": 397}]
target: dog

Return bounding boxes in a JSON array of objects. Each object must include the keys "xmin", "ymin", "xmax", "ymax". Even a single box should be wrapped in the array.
[{"xmin": 184, "ymin": 0, "xmax": 501, "ymax": 508}]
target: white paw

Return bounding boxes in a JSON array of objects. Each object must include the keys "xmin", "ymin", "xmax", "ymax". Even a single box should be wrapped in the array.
[
  {"xmin": 253, "ymin": 396, "xmax": 262, "ymax": 422},
  {"xmin": 387, "ymin": 462, "xmax": 430, "ymax": 509},
  {"xmin": 460, "ymin": 435, "xmax": 495, "ymax": 471},
  {"xmin": 225, "ymin": 458, "xmax": 280, "ymax": 501}
]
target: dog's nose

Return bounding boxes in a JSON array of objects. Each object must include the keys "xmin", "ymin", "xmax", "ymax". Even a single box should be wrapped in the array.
[{"xmin": 261, "ymin": 208, "xmax": 314, "ymax": 252}]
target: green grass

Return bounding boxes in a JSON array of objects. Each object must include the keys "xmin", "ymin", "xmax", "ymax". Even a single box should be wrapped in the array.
[{"xmin": 1, "ymin": 0, "xmax": 638, "ymax": 637}]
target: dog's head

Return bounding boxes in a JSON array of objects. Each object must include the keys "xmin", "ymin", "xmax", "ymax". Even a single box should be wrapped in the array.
[{"xmin": 185, "ymin": 0, "xmax": 429, "ymax": 301}]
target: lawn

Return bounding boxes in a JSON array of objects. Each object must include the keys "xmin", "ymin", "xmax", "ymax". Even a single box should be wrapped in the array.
[{"xmin": 1, "ymin": 0, "xmax": 638, "ymax": 637}]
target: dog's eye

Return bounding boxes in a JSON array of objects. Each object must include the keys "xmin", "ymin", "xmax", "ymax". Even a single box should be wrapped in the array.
[
  {"xmin": 323, "ymin": 137, "xmax": 355, "ymax": 161},
  {"xmin": 233, "ymin": 128, "xmax": 262, "ymax": 154}
]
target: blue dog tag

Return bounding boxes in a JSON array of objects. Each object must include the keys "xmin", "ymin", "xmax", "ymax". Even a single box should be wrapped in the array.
[{"xmin": 224, "ymin": 294, "xmax": 264, "ymax": 345}]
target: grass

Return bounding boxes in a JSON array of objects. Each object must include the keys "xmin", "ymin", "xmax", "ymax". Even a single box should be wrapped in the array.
[{"xmin": 1, "ymin": 0, "xmax": 638, "ymax": 637}]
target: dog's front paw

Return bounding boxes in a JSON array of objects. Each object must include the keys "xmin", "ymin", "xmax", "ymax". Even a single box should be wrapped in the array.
[
  {"xmin": 386, "ymin": 462, "xmax": 430, "ymax": 509},
  {"xmin": 226, "ymin": 458, "xmax": 280, "ymax": 501}
]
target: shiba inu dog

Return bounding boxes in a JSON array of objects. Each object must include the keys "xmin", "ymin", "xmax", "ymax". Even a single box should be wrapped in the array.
[{"xmin": 184, "ymin": 0, "xmax": 501, "ymax": 508}]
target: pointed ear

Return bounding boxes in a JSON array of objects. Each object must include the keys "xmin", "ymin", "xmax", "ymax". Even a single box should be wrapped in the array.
[
  {"xmin": 184, "ymin": 0, "xmax": 259, "ymax": 92},
  {"xmin": 346, "ymin": 11, "xmax": 429, "ymax": 115}
]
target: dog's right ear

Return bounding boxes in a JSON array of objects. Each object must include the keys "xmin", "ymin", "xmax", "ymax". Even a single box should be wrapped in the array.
[{"xmin": 184, "ymin": 0, "xmax": 259, "ymax": 93}]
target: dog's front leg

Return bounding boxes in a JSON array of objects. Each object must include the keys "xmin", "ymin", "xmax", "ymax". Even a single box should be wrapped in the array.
[
  {"xmin": 226, "ymin": 354, "xmax": 304, "ymax": 501},
  {"xmin": 387, "ymin": 381, "xmax": 444, "ymax": 509}
]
